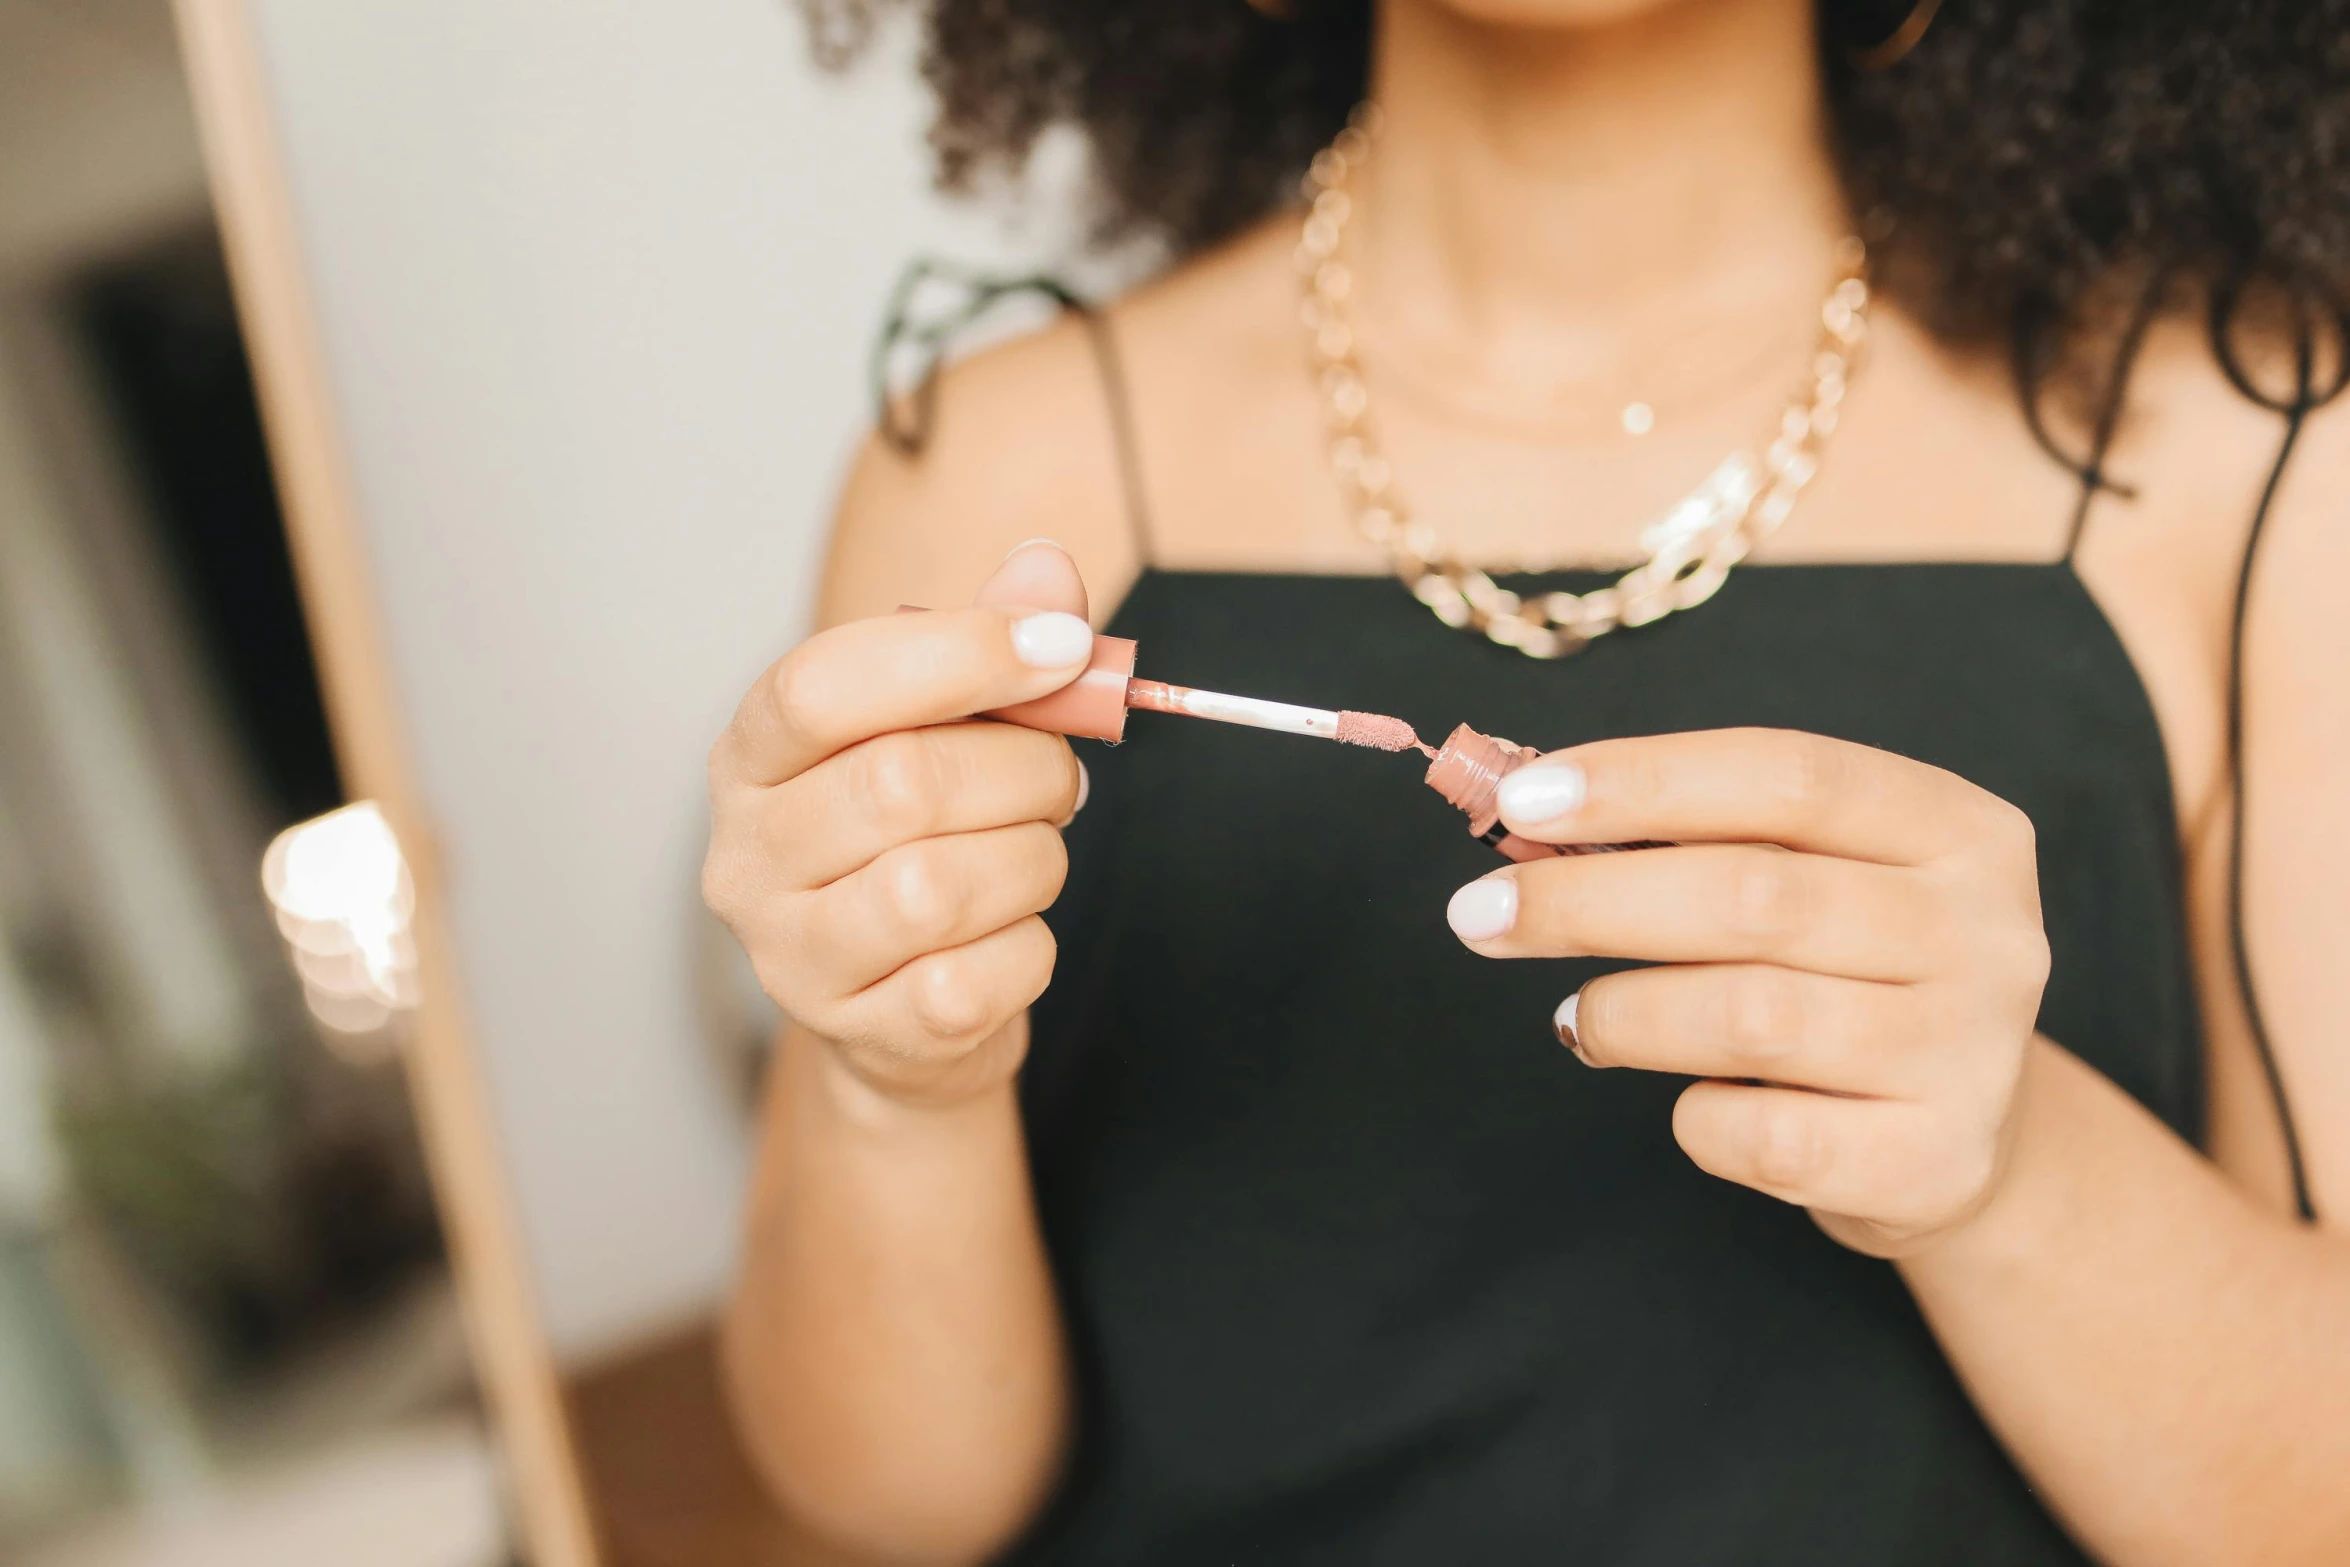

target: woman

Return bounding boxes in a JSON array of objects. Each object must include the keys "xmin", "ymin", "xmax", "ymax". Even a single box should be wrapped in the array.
[{"xmin": 702, "ymin": 1, "xmax": 2350, "ymax": 1561}]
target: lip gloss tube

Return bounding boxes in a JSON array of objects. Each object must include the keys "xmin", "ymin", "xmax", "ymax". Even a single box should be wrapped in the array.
[
  {"xmin": 1424, "ymin": 723, "xmax": 1662, "ymax": 861},
  {"xmin": 988, "ymin": 634, "xmax": 1141, "ymax": 741}
]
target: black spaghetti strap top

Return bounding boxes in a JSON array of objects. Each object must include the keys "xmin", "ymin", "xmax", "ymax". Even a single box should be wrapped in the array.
[
  {"xmin": 1017, "ymin": 563, "xmax": 2185, "ymax": 1567},
  {"xmin": 875, "ymin": 266, "xmax": 2317, "ymax": 1565}
]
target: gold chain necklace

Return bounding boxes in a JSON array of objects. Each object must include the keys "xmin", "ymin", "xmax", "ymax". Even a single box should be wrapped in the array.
[{"xmin": 1297, "ymin": 104, "xmax": 1872, "ymax": 658}]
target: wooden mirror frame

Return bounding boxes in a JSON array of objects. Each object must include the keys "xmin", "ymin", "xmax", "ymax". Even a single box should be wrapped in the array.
[{"xmin": 168, "ymin": 4, "xmax": 601, "ymax": 1562}]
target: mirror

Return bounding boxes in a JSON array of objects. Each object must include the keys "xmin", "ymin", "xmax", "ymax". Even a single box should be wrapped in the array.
[
  {"xmin": 1, "ymin": 4, "xmax": 504, "ymax": 1563},
  {"xmin": 150, "ymin": 2, "xmax": 1079, "ymax": 1562}
]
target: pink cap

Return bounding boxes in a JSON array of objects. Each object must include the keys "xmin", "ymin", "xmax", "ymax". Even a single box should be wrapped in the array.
[
  {"xmin": 894, "ymin": 604, "xmax": 1139, "ymax": 743},
  {"xmin": 987, "ymin": 634, "xmax": 1139, "ymax": 742}
]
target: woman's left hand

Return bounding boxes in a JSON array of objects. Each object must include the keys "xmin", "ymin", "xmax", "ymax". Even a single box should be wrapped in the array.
[{"xmin": 1443, "ymin": 728, "xmax": 2051, "ymax": 1258}]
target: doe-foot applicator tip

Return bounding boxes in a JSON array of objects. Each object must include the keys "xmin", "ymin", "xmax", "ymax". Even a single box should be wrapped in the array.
[{"xmin": 1335, "ymin": 711, "xmax": 1429, "ymax": 754}]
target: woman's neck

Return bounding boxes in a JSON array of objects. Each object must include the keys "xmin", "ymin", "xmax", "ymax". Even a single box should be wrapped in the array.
[{"xmin": 1359, "ymin": 0, "xmax": 1850, "ymax": 397}]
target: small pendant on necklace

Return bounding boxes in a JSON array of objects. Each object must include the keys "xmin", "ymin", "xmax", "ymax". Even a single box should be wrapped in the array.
[{"xmin": 1621, "ymin": 402, "xmax": 1655, "ymax": 436}]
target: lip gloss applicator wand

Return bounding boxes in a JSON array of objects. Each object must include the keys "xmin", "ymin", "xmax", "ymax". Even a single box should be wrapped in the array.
[
  {"xmin": 978, "ymin": 622, "xmax": 1654, "ymax": 860},
  {"xmin": 986, "ymin": 631, "xmax": 1430, "ymax": 754},
  {"xmin": 1124, "ymin": 679, "xmax": 1429, "ymax": 753}
]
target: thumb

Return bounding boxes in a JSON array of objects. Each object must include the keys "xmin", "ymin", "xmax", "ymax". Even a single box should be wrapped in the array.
[{"xmin": 973, "ymin": 538, "xmax": 1090, "ymax": 620}]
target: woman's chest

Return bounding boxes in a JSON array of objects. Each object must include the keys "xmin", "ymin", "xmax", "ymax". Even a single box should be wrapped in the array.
[{"xmin": 1124, "ymin": 317, "xmax": 2246, "ymax": 839}]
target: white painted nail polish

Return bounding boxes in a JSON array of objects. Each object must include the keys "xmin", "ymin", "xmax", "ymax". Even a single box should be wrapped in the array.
[
  {"xmin": 1011, "ymin": 611, "xmax": 1093, "ymax": 668},
  {"xmin": 1002, "ymin": 536, "xmax": 1066, "ymax": 562},
  {"xmin": 1496, "ymin": 763, "xmax": 1587, "ymax": 825},
  {"xmin": 1446, "ymin": 877, "xmax": 1518, "ymax": 942},
  {"xmin": 1554, "ymin": 992, "xmax": 1590, "ymax": 1061},
  {"xmin": 1073, "ymin": 760, "xmax": 1090, "ymax": 815}
]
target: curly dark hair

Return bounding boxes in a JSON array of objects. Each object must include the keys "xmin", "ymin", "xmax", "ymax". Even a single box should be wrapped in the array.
[{"xmin": 811, "ymin": 0, "xmax": 2350, "ymax": 425}]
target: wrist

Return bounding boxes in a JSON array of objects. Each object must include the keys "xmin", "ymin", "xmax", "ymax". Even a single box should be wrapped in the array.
[
  {"xmin": 1901, "ymin": 1035, "xmax": 2083, "ymax": 1281},
  {"xmin": 800, "ymin": 1021, "xmax": 1028, "ymax": 1134}
]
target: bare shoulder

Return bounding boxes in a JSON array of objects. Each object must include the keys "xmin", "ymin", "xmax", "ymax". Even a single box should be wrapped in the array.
[
  {"xmin": 818, "ymin": 221, "xmax": 1303, "ymax": 627},
  {"xmin": 2105, "ymin": 314, "xmax": 2349, "ymax": 580},
  {"xmin": 2129, "ymin": 321, "xmax": 2350, "ymax": 1214},
  {"xmin": 1104, "ymin": 221, "xmax": 1342, "ymax": 570},
  {"xmin": 819, "ymin": 310, "xmax": 1139, "ymax": 626},
  {"xmin": 2158, "ymin": 321, "xmax": 2350, "ymax": 826},
  {"xmin": 2247, "ymin": 377, "xmax": 2350, "ymax": 1216},
  {"xmin": 2125, "ymin": 314, "xmax": 2350, "ymax": 706},
  {"xmin": 2047, "ymin": 312, "xmax": 2344, "ymax": 834},
  {"xmin": 2229, "ymin": 342, "xmax": 2350, "ymax": 722}
]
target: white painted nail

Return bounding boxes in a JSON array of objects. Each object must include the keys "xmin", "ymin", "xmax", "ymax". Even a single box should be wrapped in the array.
[
  {"xmin": 1554, "ymin": 992, "xmax": 1588, "ymax": 1061},
  {"xmin": 1001, "ymin": 536, "xmax": 1066, "ymax": 562},
  {"xmin": 1054, "ymin": 759, "xmax": 1091, "ymax": 829},
  {"xmin": 1497, "ymin": 763, "xmax": 1586, "ymax": 825},
  {"xmin": 1011, "ymin": 610, "xmax": 1093, "ymax": 668},
  {"xmin": 1446, "ymin": 877, "xmax": 1518, "ymax": 942}
]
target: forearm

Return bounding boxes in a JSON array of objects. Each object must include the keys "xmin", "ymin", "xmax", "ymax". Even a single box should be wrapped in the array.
[
  {"xmin": 723, "ymin": 1022, "xmax": 1069, "ymax": 1565},
  {"xmin": 1900, "ymin": 1037, "xmax": 2350, "ymax": 1567}
]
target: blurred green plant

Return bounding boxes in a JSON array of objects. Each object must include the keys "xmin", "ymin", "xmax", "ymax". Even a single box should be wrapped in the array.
[
  {"xmin": 52, "ymin": 1033, "xmax": 444, "ymax": 1372},
  {"xmin": 52, "ymin": 1049, "xmax": 286, "ymax": 1359}
]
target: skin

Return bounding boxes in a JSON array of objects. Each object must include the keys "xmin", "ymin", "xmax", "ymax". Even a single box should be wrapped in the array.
[{"xmin": 706, "ymin": 0, "xmax": 2350, "ymax": 1560}]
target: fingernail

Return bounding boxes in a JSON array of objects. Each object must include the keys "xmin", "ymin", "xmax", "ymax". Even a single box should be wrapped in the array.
[
  {"xmin": 1011, "ymin": 611, "xmax": 1093, "ymax": 667},
  {"xmin": 1553, "ymin": 991, "xmax": 1592, "ymax": 1063},
  {"xmin": 1497, "ymin": 762, "xmax": 1586, "ymax": 825},
  {"xmin": 1073, "ymin": 760, "xmax": 1090, "ymax": 815},
  {"xmin": 1446, "ymin": 876, "xmax": 1518, "ymax": 942},
  {"xmin": 1002, "ymin": 536, "xmax": 1065, "ymax": 562}
]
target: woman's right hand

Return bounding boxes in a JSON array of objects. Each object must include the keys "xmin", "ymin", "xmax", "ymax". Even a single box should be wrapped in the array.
[{"xmin": 702, "ymin": 541, "xmax": 1094, "ymax": 1107}]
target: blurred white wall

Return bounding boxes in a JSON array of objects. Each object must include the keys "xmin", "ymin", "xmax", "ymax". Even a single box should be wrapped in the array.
[{"xmin": 237, "ymin": 0, "xmax": 1084, "ymax": 1360}]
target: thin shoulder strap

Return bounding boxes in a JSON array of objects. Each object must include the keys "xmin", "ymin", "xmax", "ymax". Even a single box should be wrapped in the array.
[
  {"xmin": 2208, "ymin": 284, "xmax": 2349, "ymax": 1224},
  {"xmin": 871, "ymin": 258, "xmax": 1158, "ymax": 567},
  {"xmin": 1068, "ymin": 303, "xmax": 1160, "ymax": 568},
  {"xmin": 2038, "ymin": 271, "xmax": 2169, "ymax": 560}
]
